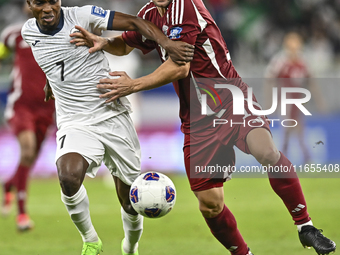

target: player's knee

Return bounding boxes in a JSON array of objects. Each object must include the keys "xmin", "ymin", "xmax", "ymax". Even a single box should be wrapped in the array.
[
  {"xmin": 58, "ymin": 170, "xmax": 83, "ymax": 196},
  {"xmin": 255, "ymin": 147, "xmax": 280, "ymax": 166},
  {"xmin": 121, "ymin": 202, "xmax": 138, "ymax": 215},
  {"xmin": 20, "ymin": 149, "xmax": 36, "ymax": 166},
  {"xmin": 199, "ymin": 199, "xmax": 224, "ymax": 218},
  {"xmin": 56, "ymin": 153, "xmax": 88, "ymax": 196}
]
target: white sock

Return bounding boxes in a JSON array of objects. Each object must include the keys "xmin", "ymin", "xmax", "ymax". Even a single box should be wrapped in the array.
[
  {"xmin": 121, "ymin": 207, "xmax": 143, "ymax": 253},
  {"xmin": 297, "ymin": 220, "xmax": 313, "ymax": 232},
  {"xmin": 61, "ymin": 185, "xmax": 98, "ymax": 243}
]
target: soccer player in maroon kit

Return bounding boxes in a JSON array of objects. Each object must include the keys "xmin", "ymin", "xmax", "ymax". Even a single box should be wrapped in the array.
[
  {"xmin": 0, "ymin": 4, "xmax": 55, "ymax": 231},
  {"xmin": 265, "ymin": 32, "xmax": 325, "ymax": 164},
  {"xmin": 71, "ymin": 0, "xmax": 336, "ymax": 254}
]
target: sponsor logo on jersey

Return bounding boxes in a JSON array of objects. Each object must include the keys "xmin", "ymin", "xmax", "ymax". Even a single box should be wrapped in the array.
[
  {"xmin": 32, "ymin": 40, "xmax": 40, "ymax": 46},
  {"xmin": 169, "ymin": 27, "xmax": 182, "ymax": 39},
  {"xmin": 91, "ymin": 6, "xmax": 107, "ymax": 18}
]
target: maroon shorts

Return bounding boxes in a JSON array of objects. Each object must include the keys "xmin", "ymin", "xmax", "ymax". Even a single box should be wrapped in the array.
[
  {"xmin": 184, "ymin": 101, "xmax": 271, "ymax": 191},
  {"xmin": 7, "ymin": 106, "xmax": 54, "ymax": 151}
]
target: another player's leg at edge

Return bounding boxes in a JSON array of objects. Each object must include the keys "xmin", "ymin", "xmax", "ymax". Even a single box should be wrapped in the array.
[
  {"xmin": 246, "ymin": 128, "xmax": 336, "ymax": 255},
  {"xmin": 2, "ymin": 129, "xmax": 38, "ymax": 232},
  {"xmin": 193, "ymin": 127, "xmax": 335, "ymax": 255}
]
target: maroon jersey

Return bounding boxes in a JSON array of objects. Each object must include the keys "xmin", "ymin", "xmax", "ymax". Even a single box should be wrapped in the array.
[
  {"xmin": 1, "ymin": 22, "xmax": 55, "ymax": 121},
  {"xmin": 122, "ymin": 0, "xmax": 249, "ymax": 133},
  {"xmin": 265, "ymin": 51, "xmax": 310, "ymax": 86},
  {"xmin": 265, "ymin": 52, "xmax": 311, "ymax": 119}
]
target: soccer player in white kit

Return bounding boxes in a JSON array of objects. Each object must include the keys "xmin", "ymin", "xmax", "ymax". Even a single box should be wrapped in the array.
[{"xmin": 21, "ymin": 1, "xmax": 194, "ymax": 254}]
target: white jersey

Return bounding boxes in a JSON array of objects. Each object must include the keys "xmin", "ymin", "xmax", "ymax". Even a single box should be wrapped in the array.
[{"xmin": 21, "ymin": 6, "xmax": 131, "ymax": 129}]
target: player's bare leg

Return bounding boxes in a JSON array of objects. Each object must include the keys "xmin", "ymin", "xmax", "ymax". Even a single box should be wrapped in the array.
[
  {"xmin": 246, "ymin": 127, "xmax": 336, "ymax": 254},
  {"xmin": 113, "ymin": 176, "xmax": 143, "ymax": 255},
  {"xmin": 57, "ymin": 152, "xmax": 102, "ymax": 255},
  {"xmin": 3, "ymin": 130, "xmax": 36, "ymax": 231},
  {"xmin": 194, "ymin": 187, "xmax": 252, "ymax": 255}
]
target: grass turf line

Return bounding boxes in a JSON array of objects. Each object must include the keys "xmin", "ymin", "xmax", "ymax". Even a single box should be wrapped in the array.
[{"xmin": 0, "ymin": 176, "xmax": 338, "ymax": 255}]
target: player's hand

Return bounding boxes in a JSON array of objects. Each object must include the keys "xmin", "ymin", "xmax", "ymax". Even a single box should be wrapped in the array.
[
  {"xmin": 44, "ymin": 81, "xmax": 54, "ymax": 102},
  {"xmin": 97, "ymin": 71, "xmax": 135, "ymax": 103},
  {"xmin": 70, "ymin": 25, "xmax": 107, "ymax": 53},
  {"xmin": 164, "ymin": 40, "xmax": 194, "ymax": 65}
]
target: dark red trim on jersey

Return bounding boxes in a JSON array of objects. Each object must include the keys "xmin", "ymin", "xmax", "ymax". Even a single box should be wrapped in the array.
[{"xmin": 107, "ymin": 11, "xmax": 115, "ymax": 30}]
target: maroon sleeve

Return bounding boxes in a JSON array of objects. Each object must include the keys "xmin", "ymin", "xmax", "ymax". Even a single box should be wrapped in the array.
[
  {"xmin": 122, "ymin": 30, "xmax": 156, "ymax": 55},
  {"xmin": 121, "ymin": 4, "xmax": 157, "ymax": 55},
  {"xmin": 1, "ymin": 24, "xmax": 21, "ymax": 49},
  {"xmin": 122, "ymin": 0, "xmax": 201, "ymax": 54},
  {"xmin": 167, "ymin": 0, "xmax": 201, "ymax": 45}
]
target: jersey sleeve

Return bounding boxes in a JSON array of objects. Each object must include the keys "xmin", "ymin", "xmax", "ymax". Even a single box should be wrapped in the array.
[
  {"xmin": 76, "ymin": 5, "xmax": 115, "ymax": 35},
  {"xmin": 1, "ymin": 23, "xmax": 22, "ymax": 49},
  {"xmin": 122, "ymin": 30, "xmax": 156, "ymax": 55},
  {"xmin": 167, "ymin": 0, "xmax": 201, "ymax": 45},
  {"xmin": 121, "ymin": 8, "xmax": 156, "ymax": 55}
]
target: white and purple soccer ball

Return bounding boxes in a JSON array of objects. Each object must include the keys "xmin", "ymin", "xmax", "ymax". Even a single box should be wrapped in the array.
[{"xmin": 130, "ymin": 172, "xmax": 176, "ymax": 218}]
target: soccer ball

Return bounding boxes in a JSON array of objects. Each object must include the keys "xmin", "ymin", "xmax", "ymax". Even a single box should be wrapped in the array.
[{"xmin": 130, "ymin": 172, "xmax": 176, "ymax": 218}]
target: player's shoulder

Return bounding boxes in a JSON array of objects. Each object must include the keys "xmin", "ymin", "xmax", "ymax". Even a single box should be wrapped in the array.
[
  {"xmin": 1, "ymin": 22, "xmax": 23, "ymax": 41},
  {"xmin": 271, "ymin": 51, "xmax": 289, "ymax": 66},
  {"xmin": 61, "ymin": 5, "xmax": 76, "ymax": 13},
  {"xmin": 61, "ymin": 6, "xmax": 81, "ymax": 19},
  {"xmin": 299, "ymin": 54, "xmax": 309, "ymax": 67},
  {"xmin": 1, "ymin": 22, "xmax": 23, "ymax": 35},
  {"xmin": 62, "ymin": 5, "xmax": 97, "ymax": 19},
  {"xmin": 72, "ymin": 5, "xmax": 109, "ymax": 16},
  {"xmin": 265, "ymin": 51, "xmax": 287, "ymax": 77},
  {"xmin": 174, "ymin": 0, "xmax": 201, "ymax": 13},
  {"xmin": 72, "ymin": 5, "xmax": 110, "ymax": 24},
  {"xmin": 169, "ymin": 0, "xmax": 201, "ymax": 26},
  {"xmin": 21, "ymin": 18, "xmax": 38, "ymax": 37},
  {"xmin": 137, "ymin": 1, "xmax": 157, "ymax": 18}
]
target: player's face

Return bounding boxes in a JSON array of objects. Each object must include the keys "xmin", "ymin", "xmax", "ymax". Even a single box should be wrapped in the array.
[
  {"xmin": 27, "ymin": 0, "xmax": 61, "ymax": 32},
  {"xmin": 284, "ymin": 33, "xmax": 303, "ymax": 54},
  {"xmin": 152, "ymin": 0, "xmax": 172, "ymax": 8}
]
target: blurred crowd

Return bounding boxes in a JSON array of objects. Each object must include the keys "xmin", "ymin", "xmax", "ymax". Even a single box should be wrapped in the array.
[
  {"xmin": 1, "ymin": 0, "xmax": 340, "ymax": 77},
  {"xmin": 204, "ymin": 0, "xmax": 340, "ymax": 76}
]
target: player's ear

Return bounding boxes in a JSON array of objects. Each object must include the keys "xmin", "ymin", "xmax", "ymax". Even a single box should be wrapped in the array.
[{"xmin": 26, "ymin": 0, "xmax": 31, "ymax": 9}]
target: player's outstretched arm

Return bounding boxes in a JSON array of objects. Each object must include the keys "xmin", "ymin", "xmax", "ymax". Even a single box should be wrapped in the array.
[
  {"xmin": 70, "ymin": 26, "xmax": 133, "ymax": 56},
  {"xmin": 111, "ymin": 12, "xmax": 194, "ymax": 65},
  {"xmin": 97, "ymin": 58, "xmax": 190, "ymax": 103},
  {"xmin": 71, "ymin": 14, "xmax": 194, "ymax": 65}
]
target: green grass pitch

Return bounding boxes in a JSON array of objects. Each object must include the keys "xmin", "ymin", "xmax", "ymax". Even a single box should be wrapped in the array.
[{"xmin": 0, "ymin": 175, "xmax": 338, "ymax": 255}]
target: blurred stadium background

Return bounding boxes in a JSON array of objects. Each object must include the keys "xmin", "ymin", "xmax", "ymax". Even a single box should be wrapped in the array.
[
  {"xmin": 0, "ymin": 1, "xmax": 339, "ymax": 254},
  {"xmin": 1, "ymin": 0, "xmax": 340, "ymax": 178}
]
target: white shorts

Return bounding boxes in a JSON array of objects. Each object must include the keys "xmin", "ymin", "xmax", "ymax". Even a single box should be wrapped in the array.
[{"xmin": 55, "ymin": 112, "xmax": 141, "ymax": 185}]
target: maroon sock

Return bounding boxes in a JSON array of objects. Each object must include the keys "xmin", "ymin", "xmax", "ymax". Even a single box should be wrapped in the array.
[
  {"xmin": 204, "ymin": 205, "xmax": 249, "ymax": 255},
  {"xmin": 4, "ymin": 170, "xmax": 18, "ymax": 193},
  {"xmin": 15, "ymin": 165, "xmax": 30, "ymax": 215},
  {"xmin": 4, "ymin": 179, "xmax": 14, "ymax": 193},
  {"xmin": 268, "ymin": 152, "xmax": 311, "ymax": 225}
]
